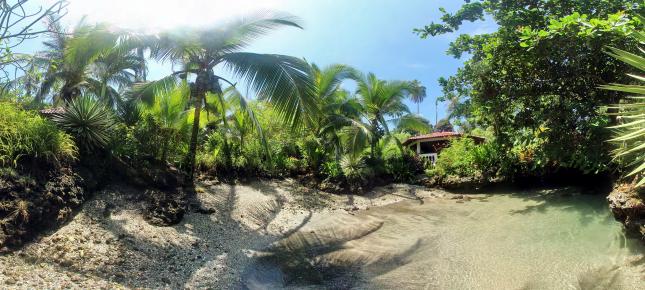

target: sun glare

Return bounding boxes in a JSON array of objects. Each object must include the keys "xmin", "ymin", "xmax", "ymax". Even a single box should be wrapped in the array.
[{"xmin": 61, "ymin": 0, "xmax": 284, "ymax": 31}]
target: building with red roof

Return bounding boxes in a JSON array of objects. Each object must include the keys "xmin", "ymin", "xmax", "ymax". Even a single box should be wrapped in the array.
[{"xmin": 403, "ymin": 132, "xmax": 485, "ymax": 164}]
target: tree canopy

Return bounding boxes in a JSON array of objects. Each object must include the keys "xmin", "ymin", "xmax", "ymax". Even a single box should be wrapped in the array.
[{"xmin": 416, "ymin": 0, "xmax": 644, "ymax": 175}]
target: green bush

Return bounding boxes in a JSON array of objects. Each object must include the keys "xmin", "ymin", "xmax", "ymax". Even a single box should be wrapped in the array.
[
  {"xmin": 110, "ymin": 113, "xmax": 189, "ymax": 167},
  {"xmin": 53, "ymin": 96, "xmax": 115, "ymax": 152},
  {"xmin": 321, "ymin": 160, "xmax": 342, "ymax": 179},
  {"xmin": 0, "ymin": 102, "xmax": 77, "ymax": 166},
  {"xmin": 384, "ymin": 154, "xmax": 423, "ymax": 182},
  {"xmin": 434, "ymin": 138, "xmax": 479, "ymax": 177},
  {"xmin": 340, "ymin": 154, "xmax": 373, "ymax": 188},
  {"xmin": 430, "ymin": 137, "xmax": 506, "ymax": 179}
]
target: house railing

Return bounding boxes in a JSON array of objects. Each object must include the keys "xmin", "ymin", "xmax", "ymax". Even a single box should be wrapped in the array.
[{"xmin": 419, "ymin": 153, "xmax": 438, "ymax": 165}]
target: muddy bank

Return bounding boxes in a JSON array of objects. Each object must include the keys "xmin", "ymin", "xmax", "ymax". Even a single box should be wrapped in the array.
[{"xmin": 0, "ymin": 179, "xmax": 441, "ymax": 289}]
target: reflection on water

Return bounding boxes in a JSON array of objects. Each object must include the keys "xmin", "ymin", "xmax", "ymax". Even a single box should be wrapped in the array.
[{"xmin": 244, "ymin": 188, "xmax": 645, "ymax": 289}]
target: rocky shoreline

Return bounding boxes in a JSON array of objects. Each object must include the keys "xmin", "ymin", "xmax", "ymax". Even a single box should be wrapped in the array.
[
  {"xmin": 607, "ymin": 183, "xmax": 645, "ymax": 240},
  {"xmin": 0, "ymin": 179, "xmax": 444, "ymax": 289}
]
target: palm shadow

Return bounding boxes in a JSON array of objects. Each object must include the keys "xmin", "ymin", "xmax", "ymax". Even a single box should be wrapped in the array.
[
  {"xmin": 16, "ymin": 180, "xmax": 415, "ymax": 289},
  {"xmin": 243, "ymin": 218, "xmax": 423, "ymax": 289}
]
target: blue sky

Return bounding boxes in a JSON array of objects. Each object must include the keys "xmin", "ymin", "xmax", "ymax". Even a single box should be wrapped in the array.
[{"xmin": 43, "ymin": 0, "xmax": 497, "ymax": 123}]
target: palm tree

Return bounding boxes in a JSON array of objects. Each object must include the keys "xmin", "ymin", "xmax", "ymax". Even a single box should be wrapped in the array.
[
  {"xmin": 204, "ymin": 86, "xmax": 267, "ymax": 169},
  {"xmin": 37, "ymin": 19, "xmax": 118, "ymax": 103},
  {"xmin": 142, "ymin": 82, "xmax": 192, "ymax": 163},
  {"xmin": 88, "ymin": 49, "xmax": 140, "ymax": 108},
  {"xmin": 409, "ymin": 80, "xmax": 426, "ymax": 114},
  {"xmin": 132, "ymin": 12, "xmax": 315, "ymax": 181},
  {"xmin": 303, "ymin": 63, "xmax": 359, "ymax": 163},
  {"xmin": 353, "ymin": 73, "xmax": 428, "ymax": 158}
]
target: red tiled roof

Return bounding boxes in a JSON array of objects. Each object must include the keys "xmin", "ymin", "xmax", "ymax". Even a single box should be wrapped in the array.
[
  {"xmin": 402, "ymin": 131, "xmax": 484, "ymax": 145},
  {"xmin": 409, "ymin": 131, "xmax": 462, "ymax": 140}
]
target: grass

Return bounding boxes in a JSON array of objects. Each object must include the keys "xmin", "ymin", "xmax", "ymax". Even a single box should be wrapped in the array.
[{"xmin": 0, "ymin": 102, "xmax": 77, "ymax": 167}]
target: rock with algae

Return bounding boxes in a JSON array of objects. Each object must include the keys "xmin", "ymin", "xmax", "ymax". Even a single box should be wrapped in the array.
[{"xmin": 607, "ymin": 183, "xmax": 645, "ymax": 240}]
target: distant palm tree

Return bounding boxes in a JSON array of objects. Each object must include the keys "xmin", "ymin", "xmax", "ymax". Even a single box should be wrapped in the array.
[
  {"xmin": 37, "ymin": 18, "xmax": 119, "ymax": 103},
  {"xmin": 88, "ymin": 49, "xmax": 140, "ymax": 108},
  {"xmin": 409, "ymin": 79, "xmax": 426, "ymax": 114},
  {"xmin": 352, "ymin": 73, "xmax": 429, "ymax": 158},
  {"xmin": 131, "ymin": 12, "xmax": 316, "ymax": 181}
]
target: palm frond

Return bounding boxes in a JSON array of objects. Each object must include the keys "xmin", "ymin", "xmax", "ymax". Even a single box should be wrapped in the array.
[
  {"xmin": 337, "ymin": 119, "xmax": 373, "ymax": 157},
  {"xmin": 131, "ymin": 74, "xmax": 180, "ymax": 105},
  {"xmin": 603, "ymin": 45, "xmax": 645, "ymax": 187},
  {"xmin": 202, "ymin": 11, "xmax": 303, "ymax": 55},
  {"xmin": 221, "ymin": 52, "xmax": 318, "ymax": 128},
  {"xmin": 391, "ymin": 114, "xmax": 432, "ymax": 133},
  {"xmin": 223, "ymin": 86, "xmax": 269, "ymax": 157}
]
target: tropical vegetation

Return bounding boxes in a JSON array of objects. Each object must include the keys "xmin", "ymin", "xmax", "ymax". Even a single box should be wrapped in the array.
[
  {"xmin": 602, "ymin": 37, "xmax": 645, "ymax": 187},
  {"xmin": 417, "ymin": 0, "xmax": 644, "ymax": 183},
  {"xmin": 1, "ymin": 0, "xmax": 645, "ymax": 276},
  {"xmin": 1, "ymin": 0, "xmax": 643, "ymax": 193}
]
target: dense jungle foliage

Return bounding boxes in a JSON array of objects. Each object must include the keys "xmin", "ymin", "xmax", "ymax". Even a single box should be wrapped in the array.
[
  {"xmin": 0, "ymin": 0, "xmax": 642, "ymax": 193},
  {"xmin": 416, "ymin": 0, "xmax": 644, "ymax": 184},
  {"xmin": 1, "ymin": 10, "xmax": 433, "ymax": 193}
]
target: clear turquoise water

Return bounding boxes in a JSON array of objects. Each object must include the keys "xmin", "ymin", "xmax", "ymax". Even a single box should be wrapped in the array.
[{"xmin": 246, "ymin": 188, "xmax": 645, "ymax": 289}]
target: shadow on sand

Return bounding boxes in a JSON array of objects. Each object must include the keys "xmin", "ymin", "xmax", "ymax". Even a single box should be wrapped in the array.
[{"xmin": 14, "ymin": 180, "xmax": 421, "ymax": 289}]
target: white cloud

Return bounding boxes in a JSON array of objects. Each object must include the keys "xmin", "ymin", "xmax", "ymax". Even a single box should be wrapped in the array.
[{"xmin": 57, "ymin": 0, "xmax": 285, "ymax": 31}]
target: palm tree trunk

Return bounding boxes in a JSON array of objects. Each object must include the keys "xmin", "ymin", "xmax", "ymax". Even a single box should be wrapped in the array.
[
  {"xmin": 434, "ymin": 98, "xmax": 438, "ymax": 129},
  {"xmin": 100, "ymin": 81, "xmax": 108, "ymax": 105},
  {"xmin": 186, "ymin": 76, "xmax": 206, "ymax": 182},
  {"xmin": 239, "ymin": 132, "xmax": 244, "ymax": 156},
  {"xmin": 370, "ymin": 118, "xmax": 379, "ymax": 159},
  {"xmin": 161, "ymin": 130, "xmax": 169, "ymax": 163}
]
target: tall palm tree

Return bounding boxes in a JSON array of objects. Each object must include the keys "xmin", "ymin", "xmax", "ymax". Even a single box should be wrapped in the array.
[
  {"xmin": 409, "ymin": 79, "xmax": 426, "ymax": 114},
  {"xmin": 132, "ymin": 12, "xmax": 316, "ymax": 181}
]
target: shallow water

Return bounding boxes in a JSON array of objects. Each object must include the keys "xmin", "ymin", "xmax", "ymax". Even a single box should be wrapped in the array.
[{"xmin": 246, "ymin": 188, "xmax": 645, "ymax": 289}]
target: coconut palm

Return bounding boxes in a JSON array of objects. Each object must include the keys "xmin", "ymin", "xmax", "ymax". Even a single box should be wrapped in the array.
[
  {"xmin": 132, "ymin": 12, "xmax": 316, "ymax": 181},
  {"xmin": 301, "ymin": 63, "xmax": 361, "ymax": 163}
]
